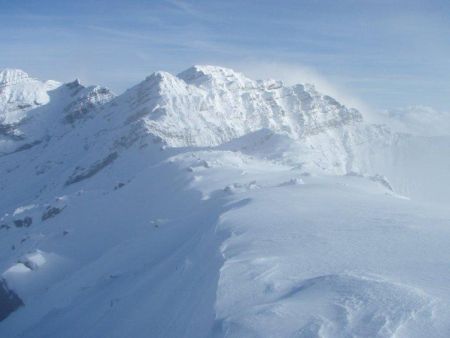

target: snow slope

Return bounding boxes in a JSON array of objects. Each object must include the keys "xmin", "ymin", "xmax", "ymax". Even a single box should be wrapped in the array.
[{"xmin": 0, "ymin": 66, "xmax": 449, "ymax": 337}]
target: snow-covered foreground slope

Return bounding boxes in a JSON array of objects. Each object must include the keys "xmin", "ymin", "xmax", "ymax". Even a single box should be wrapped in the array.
[
  {"xmin": 0, "ymin": 66, "xmax": 449, "ymax": 337},
  {"xmin": 183, "ymin": 152, "xmax": 450, "ymax": 337}
]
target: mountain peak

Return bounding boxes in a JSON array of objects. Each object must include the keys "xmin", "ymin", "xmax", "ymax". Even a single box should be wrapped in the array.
[
  {"xmin": 139, "ymin": 70, "xmax": 187, "ymax": 94},
  {"xmin": 183, "ymin": 65, "xmax": 237, "ymax": 75},
  {"xmin": 177, "ymin": 65, "xmax": 252, "ymax": 88},
  {"xmin": 0, "ymin": 68, "xmax": 31, "ymax": 85},
  {"xmin": 146, "ymin": 70, "xmax": 176, "ymax": 82},
  {"xmin": 181, "ymin": 64, "xmax": 237, "ymax": 76}
]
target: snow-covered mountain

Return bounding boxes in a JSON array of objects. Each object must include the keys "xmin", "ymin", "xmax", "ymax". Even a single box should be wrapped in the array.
[
  {"xmin": 0, "ymin": 69, "xmax": 114, "ymax": 154},
  {"xmin": 1, "ymin": 66, "xmax": 449, "ymax": 337}
]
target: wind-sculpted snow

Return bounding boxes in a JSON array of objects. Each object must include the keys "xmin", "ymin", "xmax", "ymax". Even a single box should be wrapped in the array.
[
  {"xmin": 217, "ymin": 272, "xmax": 433, "ymax": 337},
  {"xmin": 0, "ymin": 66, "xmax": 450, "ymax": 337}
]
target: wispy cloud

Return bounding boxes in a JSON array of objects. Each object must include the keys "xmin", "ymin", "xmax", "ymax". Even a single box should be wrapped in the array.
[{"xmin": 164, "ymin": 0, "xmax": 201, "ymax": 17}]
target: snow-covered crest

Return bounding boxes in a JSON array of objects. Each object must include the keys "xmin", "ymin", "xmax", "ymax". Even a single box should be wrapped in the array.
[{"xmin": 0, "ymin": 69, "xmax": 31, "ymax": 86}]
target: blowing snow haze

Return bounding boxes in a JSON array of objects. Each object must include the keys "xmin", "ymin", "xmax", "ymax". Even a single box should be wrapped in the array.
[{"xmin": 1, "ymin": 1, "xmax": 450, "ymax": 338}]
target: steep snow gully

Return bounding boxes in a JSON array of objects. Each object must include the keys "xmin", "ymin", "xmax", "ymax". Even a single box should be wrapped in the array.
[{"xmin": 0, "ymin": 66, "xmax": 450, "ymax": 337}]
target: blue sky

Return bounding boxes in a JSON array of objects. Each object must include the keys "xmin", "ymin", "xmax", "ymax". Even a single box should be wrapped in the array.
[{"xmin": 1, "ymin": 0, "xmax": 449, "ymax": 110}]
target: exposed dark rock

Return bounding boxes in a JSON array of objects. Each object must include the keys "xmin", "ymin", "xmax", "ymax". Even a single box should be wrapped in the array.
[
  {"xmin": 64, "ymin": 103, "xmax": 95, "ymax": 124},
  {"xmin": 0, "ymin": 279, "xmax": 23, "ymax": 321},
  {"xmin": 0, "ymin": 123, "xmax": 24, "ymax": 140},
  {"xmin": 65, "ymin": 152, "xmax": 118, "ymax": 185},
  {"xmin": 13, "ymin": 139, "xmax": 43, "ymax": 153},
  {"xmin": 13, "ymin": 216, "xmax": 32, "ymax": 228},
  {"xmin": 21, "ymin": 261, "xmax": 35, "ymax": 271},
  {"xmin": 17, "ymin": 104, "xmax": 32, "ymax": 109},
  {"xmin": 114, "ymin": 182, "xmax": 125, "ymax": 190},
  {"xmin": 41, "ymin": 206, "xmax": 65, "ymax": 221},
  {"xmin": 65, "ymin": 79, "xmax": 82, "ymax": 90}
]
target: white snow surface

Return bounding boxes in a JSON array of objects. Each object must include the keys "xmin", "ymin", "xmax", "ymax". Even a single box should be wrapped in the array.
[{"xmin": 0, "ymin": 65, "xmax": 449, "ymax": 337}]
